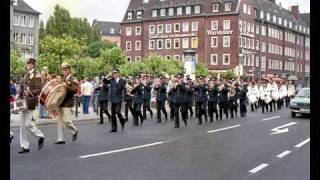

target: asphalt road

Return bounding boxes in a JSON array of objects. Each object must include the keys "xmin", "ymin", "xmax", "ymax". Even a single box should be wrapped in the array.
[{"xmin": 10, "ymin": 107, "xmax": 310, "ymax": 180}]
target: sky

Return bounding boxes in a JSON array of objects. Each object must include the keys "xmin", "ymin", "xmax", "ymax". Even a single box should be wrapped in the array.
[{"xmin": 22, "ymin": 0, "xmax": 310, "ymax": 25}]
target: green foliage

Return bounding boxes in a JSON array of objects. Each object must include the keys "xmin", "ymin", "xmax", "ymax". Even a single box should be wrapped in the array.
[
  {"xmin": 120, "ymin": 61, "xmax": 145, "ymax": 77},
  {"xmin": 208, "ymin": 71, "xmax": 218, "ymax": 78},
  {"xmin": 10, "ymin": 49, "xmax": 25, "ymax": 75},
  {"xmin": 226, "ymin": 70, "xmax": 236, "ymax": 79},
  {"xmin": 87, "ymin": 40, "xmax": 117, "ymax": 58},
  {"xmin": 100, "ymin": 47, "xmax": 127, "ymax": 70},
  {"xmin": 39, "ymin": 20, "xmax": 46, "ymax": 40},
  {"xmin": 195, "ymin": 63, "xmax": 209, "ymax": 77}
]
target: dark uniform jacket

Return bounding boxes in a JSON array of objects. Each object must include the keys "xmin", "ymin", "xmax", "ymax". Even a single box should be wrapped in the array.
[
  {"xmin": 131, "ymin": 83, "xmax": 144, "ymax": 104},
  {"xmin": 172, "ymin": 82, "xmax": 187, "ymax": 104},
  {"xmin": 208, "ymin": 84, "xmax": 220, "ymax": 103},
  {"xmin": 20, "ymin": 69, "xmax": 42, "ymax": 110},
  {"xmin": 154, "ymin": 83, "xmax": 167, "ymax": 101},
  {"xmin": 109, "ymin": 78, "xmax": 126, "ymax": 104},
  {"xmin": 143, "ymin": 81, "xmax": 152, "ymax": 100},
  {"xmin": 185, "ymin": 83, "xmax": 194, "ymax": 102},
  {"xmin": 194, "ymin": 84, "xmax": 208, "ymax": 102},
  {"xmin": 94, "ymin": 85, "xmax": 109, "ymax": 102},
  {"xmin": 220, "ymin": 84, "xmax": 230, "ymax": 103},
  {"xmin": 60, "ymin": 74, "xmax": 78, "ymax": 108}
]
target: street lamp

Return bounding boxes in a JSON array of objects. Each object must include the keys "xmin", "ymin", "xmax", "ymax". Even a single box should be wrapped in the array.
[{"xmin": 238, "ymin": 53, "xmax": 244, "ymax": 81}]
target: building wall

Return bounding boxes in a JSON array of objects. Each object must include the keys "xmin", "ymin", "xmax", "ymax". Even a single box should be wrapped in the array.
[{"xmin": 102, "ymin": 35, "xmax": 121, "ymax": 47}]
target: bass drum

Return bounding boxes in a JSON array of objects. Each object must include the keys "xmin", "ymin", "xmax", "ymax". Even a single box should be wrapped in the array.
[
  {"xmin": 39, "ymin": 80, "xmax": 67, "ymax": 111},
  {"xmin": 248, "ymin": 94, "xmax": 257, "ymax": 104},
  {"xmin": 271, "ymin": 91, "xmax": 279, "ymax": 101}
]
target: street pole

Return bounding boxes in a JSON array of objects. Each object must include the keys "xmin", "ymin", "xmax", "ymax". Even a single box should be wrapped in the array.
[{"xmin": 259, "ymin": 20, "xmax": 264, "ymax": 80}]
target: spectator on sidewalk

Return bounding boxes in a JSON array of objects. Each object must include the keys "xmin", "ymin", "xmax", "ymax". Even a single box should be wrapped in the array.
[
  {"xmin": 81, "ymin": 77, "xmax": 93, "ymax": 114},
  {"xmin": 10, "ymin": 79, "xmax": 19, "ymax": 114}
]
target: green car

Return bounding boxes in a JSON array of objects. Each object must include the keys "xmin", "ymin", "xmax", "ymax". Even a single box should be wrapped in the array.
[{"xmin": 289, "ymin": 88, "xmax": 310, "ymax": 117}]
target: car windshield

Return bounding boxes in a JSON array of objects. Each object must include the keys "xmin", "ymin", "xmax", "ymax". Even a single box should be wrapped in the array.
[{"xmin": 296, "ymin": 88, "xmax": 310, "ymax": 98}]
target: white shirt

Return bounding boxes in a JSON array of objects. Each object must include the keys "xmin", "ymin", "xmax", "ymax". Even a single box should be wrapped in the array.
[
  {"xmin": 81, "ymin": 81, "xmax": 93, "ymax": 96},
  {"xmin": 115, "ymin": 77, "xmax": 120, "ymax": 84}
]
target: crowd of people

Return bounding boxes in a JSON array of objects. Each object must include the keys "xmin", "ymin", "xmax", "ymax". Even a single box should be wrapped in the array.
[{"xmin": 10, "ymin": 57, "xmax": 300, "ymax": 154}]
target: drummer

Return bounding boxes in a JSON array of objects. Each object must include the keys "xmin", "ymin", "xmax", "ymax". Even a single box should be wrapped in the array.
[
  {"xmin": 55, "ymin": 62, "xmax": 79, "ymax": 144},
  {"xmin": 17, "ymin": 58, "xmax": 45, "ymax": 153}
]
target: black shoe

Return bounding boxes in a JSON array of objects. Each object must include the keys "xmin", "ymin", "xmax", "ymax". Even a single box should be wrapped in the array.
[
  {"xmin": 165, "ymin": 116, "xmax": 168, "ymax": 121},
  {"xmin": 72, "ymin": 130, "xmax": 78, "ymax": 142},
  {"xmin": 121, "ymin": 119, "xmax": 126, "ymax": 130},
  {"xmin": 173, "ymin": 125, "xmax": 179, "ymax": 128},
  {"xmin": 18, "ymin": 148, "xmax": 30, "ymax": 154},
  {"xmin": 10, "ymin": 135, "xmax": 13, "ymax": 144},
  {"xmin": 156, "ymin": 120, "xmax": 161, "ymax": 123},
  {"xmin": 98, "ymin": 122, "xmax": 104, "ymax": 124},
  {"xmin": 38, "ymin": 137, "xmax": 44, "ymax": 150},
  {"xmin": 110, "ymin": 130, "xmax": 117, "ymax": 133},
  {"xmin": 54, "ymin": 141, "xmax": 66, "ymax": 145},
  {"xmin": 183, "ymin": 119, "xmax": 187, "ymax": 126}
]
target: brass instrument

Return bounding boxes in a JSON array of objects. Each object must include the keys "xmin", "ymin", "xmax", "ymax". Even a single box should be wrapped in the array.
[{"xmin": 126, "ymin": 83, "xmax": 134, "ymax": 97}]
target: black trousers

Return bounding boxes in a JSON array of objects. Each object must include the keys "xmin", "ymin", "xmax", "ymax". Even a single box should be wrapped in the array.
[
  {"xmin": 196, "ymin": 101, "xmax": 207, "ymax": 124},
  {"xmin": 219, "ymin": 101, "xmax": 229, "ymax": 120},
  {"xmin": 99, "ymin": 100, "xmax": 111, "ymax": 123},
  {"xmin": 168, "ymin": 100, "xmax": 175, "ymax": 120},
  {"xmin": 156, "ymin": 100, "xmax": 168, "ymax": 122},
  {"xmin": 269, "ymin": 100, "xmax": 275, "ymax": 112},
  {"xmin": 277, "ymin": 98, "xmax": 283, "ymax": 110},
  {"xmin": 208, "ymin": 101, "xmax": 218, "ymax": 122},
  {"xmin": 229, "ymin": 100, "xmax": 238, "ymax": 119},
  {"xmin": 186, "ymin": 100, "xmax": 193, "ymax": 119},
  {"xmin": 261, "ymin": 101, "xmax": 269, "ymax": 113},
  {"xmin": 285, "ymin": 96, "xmax": 291, "ymax": 107},
  {"xmin": 111, "ymin": 103, "xmax": 125, "ymax": 131},
  {"xmin": 174, "ymin": 102, "xmax": 187, "ymax": 127},
  {"xmin": 143, "ymin": 99, "xmax": 153, "ymax": 120},
  {"xmin": 133, "ymin": 103, "xmax": 143, "ymax": 126},
  {"xmin": 251, "ymin": 102, "xmax": 258, "ymax": 112},
  {"xmin": 240, "ymin": 99, "xmax": 247, "ymax": 117},
  {"xmin": 125, "ymin": 99, "xmax": 134, "ymax": 122}
]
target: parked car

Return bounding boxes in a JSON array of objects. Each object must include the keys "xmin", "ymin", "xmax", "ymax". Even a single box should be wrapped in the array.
[{"xmin": 289, "ymin": 88, "xmax": 310, "ymax": 117}]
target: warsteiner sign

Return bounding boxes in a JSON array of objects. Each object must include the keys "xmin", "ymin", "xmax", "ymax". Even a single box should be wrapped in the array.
[
  {"xmin": 149, "ymin": 32, "xmax": 198, "ymax": 39},
  {"xmin": 207, "ymin": 30, "xmax": 233, "ymax": 36}
]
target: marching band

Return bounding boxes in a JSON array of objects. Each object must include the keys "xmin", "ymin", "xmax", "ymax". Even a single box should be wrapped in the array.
[{"xmin": 10, "ymin": 57, "xmax": 298, "ymax": 153}]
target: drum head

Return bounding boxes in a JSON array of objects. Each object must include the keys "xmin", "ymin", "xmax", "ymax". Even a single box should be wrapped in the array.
[{"xmin": 45, "ymin": 85, "xmax": 67, "ymax": 111}]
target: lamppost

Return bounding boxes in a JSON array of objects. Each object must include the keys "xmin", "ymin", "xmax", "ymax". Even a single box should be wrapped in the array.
[
  {"xmin": 74, "ymin": 54, "xmax": 80, "ymax": 118},
  {"xmin": 238, "ymin": 53, "xmax": 244, "ymax": 81}
]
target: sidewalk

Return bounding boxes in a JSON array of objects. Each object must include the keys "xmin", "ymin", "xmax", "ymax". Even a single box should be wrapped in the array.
[{"xmin": 10, "ymin": 107, "xmax": 100, "ymax": 127}]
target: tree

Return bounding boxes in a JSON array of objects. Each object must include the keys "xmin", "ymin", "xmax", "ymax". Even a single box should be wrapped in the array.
[
  {"xmin": 39, "ymin": 20, "xmax": 46, "ymax": 41},
  {"xmin": 143, "ymin": 55, "xmax": 165, "ymax": 77},
  {"xmin": 46, "ymin": 5, "xmax": 72, "ymax": 37},
  {"xmin": 100, "ymin": 47, "xmax": 127, "ymax": 70},
  {"xmin": 195, "ymin": 62, "xmax": 209, "ymax": 77},
  {"xmin": 87, "ymin": 40, "xmax": 117, "ymax": 58},
  {"xmin": 163, "ymin": 58, "xmax": 184, "ymax": 76},
  {"xmin": 225, "ymin": 70, "xmax": 236, "ymax": 80},
  {"xmin": 10, "ymin": 49, "xmax": 25, "ymax": 75}
]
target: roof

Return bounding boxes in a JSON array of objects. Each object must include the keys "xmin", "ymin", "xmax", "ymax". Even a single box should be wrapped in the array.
[
  {"xmin": 92, "ymin": 20, "xmax": 121, "ymax": 36},
  {"xmin": 300, "ymin": 13, "xmax": 310, "ymax": 27},
  {"xmin": 13, "ymin": 0, "xmax": 40, "ymax": 14}
]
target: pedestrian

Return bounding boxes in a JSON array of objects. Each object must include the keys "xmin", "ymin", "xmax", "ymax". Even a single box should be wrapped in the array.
[
  {"xmin": 154, "ymin": 75, "xmax": 168, "ymax": 123},
  {"xmin": 55, "ymin": 62, "xmax": 79, "ymax": 144},
  {"xmin": 17, "ymin": 58, "xmax": 45, "ymax": 153},
  {"xmin": 81, "ymin": 77, "xmax": 93, "ymax": 114}
]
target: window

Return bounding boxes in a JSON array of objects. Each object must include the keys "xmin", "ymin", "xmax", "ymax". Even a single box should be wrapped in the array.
[
  {"xmin": 169, "ymin": 8, "xmax": 174, "ymax": 16},
  {"xmin": 165, "ymin": 55, "xmax": 171, "ymax": 60},
  {"xmin": 261, "ymin": 25, "xmax": 266, "ymax": 36},
  {"xmin": 174, "ymin": 55, "xmax": 180, "ymax": 60},
  {"xmin": 149, "ymin": 40, "xmax": 155, "ymax": 50},
  {"xmin": 260, "ymin": 10, "xmax": 264, "ymax": 19},
  {"xmin": 256, "ymin": 56, "xmax": 259, "ymax": 67},
  {"xmin": 137, "ymin": 11, "xmax": 142, "ymax": 19},
  {"xmin": 266, "ymin": 13, "xmax": 270, "ymax": 21},
  {"xmin": 126, "ymin": 41, "xmax": 131, "ymax": 51},
  {"xmin": 152, "ymin": 10, "xmax": 157, "ymax": 17},
  {"xmin": 182, "ymin": 38, "xmax": 189, "ymax": 49},
  {"xmin": 223, "ymin": 20, "xmax": 230, "ymax": 30},
  {"xmin": 223, "ymin": 36, "xmax": 230, "ymax": 47},
  {"xmin": 14, "ymin": 14, "xmax": 19, "ymax": 25},
  {"xmin": 211, "ymin": 54, "xmax": 218, "ymax": 65},
  {"xmin": 127, "ymin": 56, "xmax": 132, "ymax": 62},
  {"xmin": 126, "ymin": 27, "xmax": 132, "ymax": 36},
  {"xmin": 225, "ymin": 2, "xmax": 232, "ymax": 11},
  {"xmin": 256, "ymin": 24, "xmax": 260, "ymax": 34},
  {"xmin": 127, "ymin": 12, "xmax": 132, "ymax": 20},
  {"xmin": 243, "ymin": 21, "xmax": 247, "ymax": 31},
  {"xmin": 195, "ymin": 5, "xmax": 201, "ymax": 14},
  {"xmin": 212, "ymin": 4, "xmax": 219, "ymax": 12},
  {"xmin": 251, "ymin": 55, "xmax": 255, "ymax": 66},
  {"xmin": 174, "ymin": 23, "xmax": 180, "ymax": 32},
  {"xmin": 165, "ymin": 24, "xmax": 172, "ymax": 33},
  {"xmin": 243, "ymin": 4, "xmax": 247, "ymax": 14},
  {"xmin": 251, "ymin": 39, "xmax": 254, "ymax": 50},
  {"xmin": 28, "ymin": 34, "xmax": 33, "ymax": 45},
  {"xmin": 110, "ymin": 28, "xmax": 115, "ymax": 34},
  {"xmin": 26, "ymin": 34, "xmax": 31, "ymax": 45},
  {"xmin": 135, "ymin": 41, "xmax": 141, "ymax": 50},
  {"xmin": 261, "ymin": 42, "xmax": 266, "ymax": 52},
  {"xmin": 273, "ymin": 15, "xmax": 276, "ymax": 23},
  {"xmin": 278, "ymin": 17, "xmax": 282, "ymax": 25},
  {"xmin": 28, "ymin": 16, "xmax": 34, "ymax": 27},
  {"xmin": 239, "ymin": 37, "xmax": 242, "ymax": 47},
  {"xmin": 174, "ymin": 38, "xmax": 180, "ymax": 49},
  {"xmin": 21, "ymin": 33, "xmax": 26, "ymax": 44},
  {"xmin": 158, "ymin": 24, "xmax": 164, "ymax": 33},
  {"xmin": 211, "ymin": 37, "xmax": 218, "ymax": 47},
  {"xmin": 13, "ymin": 33, "xmax": 19, "ymax": 43},
  {"xmin": 135, "ymin": 56, "xmax": 141, "ymax": 61},
  {"xmin": 251, "ymin": 24, "xmax": 254, "ymax": 33},
  {"xmin": 239, "ymin": 20, "xmax": 242, "ymax": 30},
  {"xmin": 177, "ymin": 7, "xmax": 183, "ymax": 15},
  {"xmin": 149, "ymin": 25, "xmax": 155, "ymax": 34},
  {"xmin": 186, "ymin": 6, "xmax": 191, "ymax": 14},
  {"xmin": 160, "ymin": 9, "xmax": 166, "ymax": 17},
  {"xmin": 211, "ymin": 21, "xmax": 218, "ymax": 30},
  {"xmin": 165, "ymin": 39, "xmax": 171, "ymax": 49},
  {"xmin": 261, "ymin": 57, "xmax": 266, "ymax": 71},
  {"xmin": 192, "ymin": 22, "xmax": 198, "ymax": 31},
  {"xmin": 136, "ymin": 27, "xmax": 141, "ymax": 35},
  {"xmin": 182, "ymin": 22, "xmax": 189, "ymax": 32},
  {"xmin": 143, "ymin": 0, "xmax": 149, "ymax": 3},
  {"xmin": 191, "ymin": 37, "xmax": 198, "ymax": 48},
  {"xmin": 247, "ymin": 38, "xmax": 250, "ymax": 49},
  {"xmin": 223, "ymin": 54, "xmax": 230, "ymax": 65},
  {"xmin": 284, "ymin": 19, "xmax": 287, "ymax": 27},
  {"xmin": 157, "ymin": 39, "xmax": 163, "ymax": 49},
  {"xmin": 21, "ymin": 15, "xmax": 26, "ymax": 26},
  {"xmin": 247, "ymin": 5, "xmax": 251, "ymax": 15}
]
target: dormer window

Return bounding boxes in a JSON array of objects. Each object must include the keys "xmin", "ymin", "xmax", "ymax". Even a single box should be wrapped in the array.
[
  {"xmin": 152, "ymin": 10, "xmax": 157, "ymax": 17},
  {"xmin": 260, "ymin": 10, "xmax": 264, "ymax": 19},
  {"xmin": 186, "ymin": 6, "xmax": 191, "ymax": 15},
  {"xmin": 177, "ymin": 7, "xmax": 183, "ymax": 15},
  {"xmin": 160, "ymin": 9, "xmax": 166, "ymax": 17},
  {"xmin": 13, "ymin": 0, "xmax": 17, "ymax": 6},
  {"xmin": 278, "ymin": 17, "xmax": 282, "ymax": 25},
  {"xmin": 143, "ymin": 0, "xmax": 149, "ymax": 3},
  {"xmin": 169, "ymin": 8, "xmax": 174, "ymax": 16},
  {"xmin": 212, "ymin": 4, "xmax": 219, "ymax": 12},
  {"xmin": 266, "ymin": 13, "xmax": 270, "ymax": 21},
  {"xmin": 127, "ymin": 12, "xmax": 132, "ymax": 20},
  {"xmin": 284, "ymin": 19, "xmax": 287, "ymax": 27},
  {"xmin": 110, "ymin": 28, "xmax": 115, "ymax": 34},
  {"xmin": 194, "ymin": 5, "xmax": 201, "ymax": 14},
  {"xmin": 273, "ymin": 15, "xmax": 276, "ymax": 23},
  {"xmin": 137, "ymin": 11, "xmax": 142, "ymax": 19},
  {"xmin": 225, "ymin": 2, "xmax": 232, "ymax": 12}
]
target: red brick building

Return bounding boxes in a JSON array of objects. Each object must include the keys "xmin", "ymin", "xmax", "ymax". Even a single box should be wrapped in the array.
[{"xmin": 121, "ymin": 0, "xmax": 310, "ymax": 86}]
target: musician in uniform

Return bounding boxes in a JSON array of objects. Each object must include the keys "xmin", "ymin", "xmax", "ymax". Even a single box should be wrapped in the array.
[
  {"xmin": 185, "ymin": 78, "xmax": 194, "ymax": 119},
  {"xmin": 167, "ymin": 78, "xmax": 176, "ymax": 121},
  {"xmin": 172, "ymin": 74, "xmax": 188, "ymax": 128},
  {"xmin": 109, "ymin": 69, "xmax": 127, "ymax": 132},
  {"xmin": 219, "ymin": 79, "xmax": 230, "ymax": 120},
  {"xmin": 94, "ymin": 78, "xmax": 111, "ymax": 124},
  {"xmin": 239, "ymin": 82, "xmax": 248, "ymax": 117},
  {"xmin": 124, "ymin": 78, "xmax": 135, "ymax": 122},
  {"xmin": 194, "ymin": 76, "xmax": 208, "ymax": 124},
  {"xmin": 143, "ymin": 74, "xmax": 153, "ymax": 120},
  {"xmin": 228, "ymin": 81, "xmax": 238, "ymax": 119},
  {"xmin": 208, "ymin": 78, "xmax": 219, "ymax": 123},
  {"xmin": 131, "ymin": 75, "xmax": 145, "ymax": 126},
  {"xmin": 17, "ymin": 58, "xmax": 45, "ymax": 153},
  {"xmin": 286, "ymin": 81, "xmax": 295, "ymax": 107},
  {"xmin": 55, "ymin": 62, "xmax": 79, "ymax": 144},
  {"xmin": 154, "ymin": 75, "xmax": 168, "ymax": 123}
]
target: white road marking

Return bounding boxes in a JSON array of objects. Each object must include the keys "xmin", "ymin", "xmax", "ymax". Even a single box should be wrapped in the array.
[
  {"xmin": 295, "ymin": 138, "xmax": 310, "ymax": 148},
  {"xmin": 270, "ymin": 122, "xmax": 297, "ymax": 135},
  {"xmin": 207, "ymin": 125, "xmax": 241, "ymax": 133},
  {"xmin": 79, "ymin": 142, "xmax": 164, "ymax": 159},
  {"xmin": 249, "ymin": 163, "xmax": 269, "ymax": 174},
  {"xmin": 276, "ymin": 150, "xmax": 291, "ymax": 158},
  {"xmin": 262, "ymin": 116, "xmax": 280, "ymax": 121}
]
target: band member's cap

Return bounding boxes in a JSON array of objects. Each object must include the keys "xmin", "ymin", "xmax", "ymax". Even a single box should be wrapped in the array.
[
  {"xmin": 61, "ymin": 62, "xmax": 71, "ymax": 69},
  {"xmin": 199, "ymin": 76, "xmax": 205, "ymax": 79},
  {"xmin": 112, "ymin": 68, "xmax": 120, "ymax": 73},
  {"xmin": 159, "ymin": 75, "xmax": 164, "ymax": 79},
  {"xmin": 26, "ymin": 58, "xmax": 36, "ymax": 65},
  {"xmin": 177, "ymin": 74, "xmax": 184, "ymax": 78}
]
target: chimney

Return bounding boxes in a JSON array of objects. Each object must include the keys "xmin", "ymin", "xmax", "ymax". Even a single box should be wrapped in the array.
[
  {"xmin": 279, "ymin": 2, "xmax": 282, "ymax": 9},
  {"xmin": 291, "ymin": 5, "xmax": 300, "ymax": 20}
]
